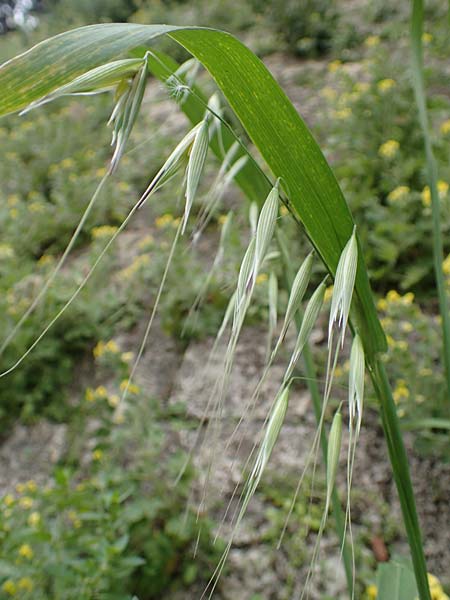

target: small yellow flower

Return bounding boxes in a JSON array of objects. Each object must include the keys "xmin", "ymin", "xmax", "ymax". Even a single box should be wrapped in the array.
[
  {"xmin": 321, "ymin": 86, "xmax": 337, "ymax": 100},
  {"xmin": 37, "ymin": 254, "xmax": 54, "ymax": 267},
  {"xmin": 113, "ymin": 413, "xmax": 125, "ymax": 425},
  {"xmin": 218, "ymin": 214, "xmax": 228, "ymax": 225},
  {"xmin": 324, "ymin": 285, "xmax": 334, "ymax": 303},
  {"xmin": 387, "ymin": 290, "xmax": 401, "ymax": 303},
  {"xmin": 137, "ymin": 234, "xmax": 154, "ymax": 250},
  {"xmin": 104, "ymin": 340, "xmax": 120, "ymax": 353},
  {"xmin": 9, "ymin": 208, "xmax": 18, "ymax": 219},
  {"xmin": 354, "ymin": 82, "xmax": 370, "ymax": 94},
  {"xmin": 95, "ymin": 167, "xmax": 107, "ymax": 177},
  {"xmin": 7, "ymin": 194, "xmax": 19, "ymax": 207},
  {"xmin": 402, "ymin": 292, "xmax": 414, "ymax": 305},
  {"xmin": 93, "ymin": 341, "xmax": 105, "ymax": 358},
  {"xmin": 92, "ymin": 449, "xmax": 103, "ymax": 461},
  {"xmin": 155, "ymin": 213, "xmax": 175, "ymax": 228},
  {"xmin": 18, "ymin": 544, "xmax": 33, "ymax": 559},
  {"xmin": 422, "ymin": 32, "xmax": 433, "ymax": 44},
  {"xmin": 440, "ymin": 119, "xmax": 450, "ymax": 135},
  {"xmin": 94, "ymin": 386, "xmax": 108, "ymax": 398},
  {"xmin": 400, "ymin": 321, "xmax": 413, "ymax": 333},
  {"xmin": 256, "ymin": 273, "xmax": 268, "ymax": 284},
  {"xmin": 377, "ymin": 298, "xmax": 388, "ymax": 311},
  {"xmin": 91, "ymin": 225, "xmax": 118, "ymax": 239},
  {"xmin": 438, "ymin": 180, "xmax": 449, "ymax": 198},
  {"xmin": 377, "ymin": 78, "xmax": 396, "ymax": 92},
  {"xmin": 365, "ymin": 35, "xmax": 380, "ymax": 47},
  {"xmin": 0, "ymin": 244, "xmax": 14, "ymax": 260},
  {"xmin": 85, "ymin": 387, "xmax": 95, "ymax": 402},
  {"xmin": 280, "ymin": 205, "xmax": 289, "ymax": 216},
  {"xmin": 387, "ymin": 185, "xmax": 409, "ymax": 202},
  {"xmin": 419, "ymin": 367, "xmax": 432, "ymax": 377},
  {"xmin": 119, "ymin": 379, "xmax": 140, "ymax": 395},
  {"xmin": 366, "ymin": 584, "xmax": 377, "ymax": 599},
  {"xmin": 121, "ymin": 351, "xmax": 134, "ymax": 363},
  {"xmin": 28, "ymin": 511, "xmax": 41, "ymax": 527},
  {"xmin": 3, "ymin": 494, "xmax": 14, "ymax": 506},
  {"xmin": 328, "ymin": 59, "xmax": 342, "ymax": 73},
  {"xmin": 26, "ymin": 480, "xmax": 37, "ymax": 493},
  {"xmin": 2, "ymin": 580, "xmax": 17, "ymax": 595},
  {"xmin": 378, "ymin": 140, "xmax": 399, "ymax": 158},
  {"xmin": 60, "ymin": 158, "xmax": 74, "ymax": 169},
  {"xmin": 443, "ymin": 255, "xmax": 450, "ymax": 276},
  {"xmin": 17, "ymin": 577, "xmax": 33, "ymax": 592},
  {"xmin": 15, "ymin": 483, "xmax": 26, "ymax": 494},
  {"xmin": 19, "ymin": 496, "xmax": 34, "ymax": 509},
  {"xmin": 68, "ymin": 510, "xmax": 82, "ymax": 528},
  {"xmin": 393, "ymin": 381, "xmax": 410, "ymax": 402},
  {"xmin": 108, "ymin": 394, "xmax": 120, "ymax": 408}
]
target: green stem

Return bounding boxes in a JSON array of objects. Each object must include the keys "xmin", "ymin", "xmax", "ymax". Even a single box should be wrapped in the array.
[
  {"xmin": 277, "ymin": 231, "xmax": 354, "ymax": 596},
  {"xmin": 369, "ymin": 358, "xmax": 431, "ymax": 600},
  {"xmin": 410, "ymin": 0, "xmax": 450, "ymax": 401}
]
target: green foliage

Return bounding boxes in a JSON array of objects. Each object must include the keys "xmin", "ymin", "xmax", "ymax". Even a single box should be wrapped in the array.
[
  {"xmin": 319, "ymin": 42, "xmax": 450, "ymax": 292},
  {"xmin": 0, "ymin": 359, "xmax": 220, "ymax": 600}
]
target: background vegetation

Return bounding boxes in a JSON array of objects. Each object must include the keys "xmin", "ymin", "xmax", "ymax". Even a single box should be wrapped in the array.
[{"xmin": 0, "ymin": 0, "xmax": 449, "ymax": 598}]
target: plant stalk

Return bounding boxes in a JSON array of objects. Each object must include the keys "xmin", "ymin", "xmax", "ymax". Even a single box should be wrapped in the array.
[
  {"xmin": 410, "ymin": 0, "xmax": 450, "ymax": 402},
  {"xmin": 369, "ymin": 358, "xmax": 431, "ymax": 600}
]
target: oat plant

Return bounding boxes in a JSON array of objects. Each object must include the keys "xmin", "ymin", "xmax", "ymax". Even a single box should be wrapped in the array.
[{"xmin": 0, "ymin": 18, "xmax": 434, "ymax": 600}]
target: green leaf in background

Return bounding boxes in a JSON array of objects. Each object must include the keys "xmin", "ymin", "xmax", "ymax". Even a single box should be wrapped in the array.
[{"xmin": 376, "ymin": 560, "xmax": 418, "ymax": 600}]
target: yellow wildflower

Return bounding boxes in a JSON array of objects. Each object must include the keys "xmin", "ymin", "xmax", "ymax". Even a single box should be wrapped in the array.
[
  {"xmin": 113, "ymin": 413, "xmax": 125, "ymax": 425},
  {"xmin": 387, "ymin": 290, "xmax": 401, "ymax": 303},
  {"xmin": 118, "ymin": 181, "xmax": 130, "ymax": 192},
  {"xmin": 17, "ymin": 578, "xmax": 33, "ymax": 592},
  {"xmin": 3, "ymin": 494, "xmax": 14, "ymax": 506},
  {"xmin": 324, "ymin": 285, "xmax": 334, "ymax": 303},
  {"xmin": 7, "ymin": 194, "xmax": 19, "ymax": 207},
  {"xmin": 26, "ymin": 480, "xmax": 37, "ymax": 492},
  {"xmin": 377, "ymin": 78, "xmax": 396, "ymax": 92},
  {"xmin": 422, "ymin": 32, "xmax": 433, "ymax": 44},
  {"xmin": 402, "ymin": 292, "xmax": 414, "ymax": 305},
  {"xmin": 104, "ymin": 340, "xmax": 120, "ymax": 353},
  {"xmin": 256, "ymin": 273, "xmax": 268, "ymax": 284},
  {"xmin": 2, "ymin": 580, "xmax": 17, "ymax": 595},
  {"xmin": 28, "ymin": 511, "xmax": 41, "ymax": 527},
  {"xmin": 441, "ymin": 119, "xmax": 450, "ymax": 135},
  {"xmin": 328, "ymin": 60, "xmax": 342, "ymax": 73},
  {"xmin": 393, "ymin": 381, "xmax": 410, "ymax": 403},
  {"xmin": 365, "ymin": 35, "xmax": 380, "ymax": 47},
  {"xmin": 108, "ymin": 394, "xmax": 120, "ymax": 408},
  {"xmin": 377, "ymin": 298, "xmax": 388, "ymax": 311},
  {"xmin": 378, "ymin": 140, "xmax": 399, "ymax": 158},
  {"xmin": 93, "ymin": 341, "xmax": 105, "ymax": 358},
  {"xmin": 155, "ymin": 213, "xmax": 175, "ymax": 228},
  {"xmin": 366, "ymin": 584, "xmax": 377, "ymax": 599},
  {"xmin": 92, "ymin": 449, "xmax": 103, "ymax": 461},
  {"xmin": 15, "ymin": 483, "xmax": 26, "ymax": 494},
  {"xmin": 19, "ymin": 496, "xmax": 34, "ymax": 509},
  {"xmin": 91, "ymin": 225, "xmax": 118, "ymax": 239},
  {"xmin": 400, "ymin": 321, "xmax": 413, "ymax": 333},
  {"xmin": 94, "ymin": 386, "xmax": 108, "ymax": 398},
  {"xmin": 443, "ymin": 255, "xmax": 450, "ymax": 275},
  {"xmin": 18, "ymin": 544, "xmax": 33, "ymax": 559},
  {"xmin": 68, "ymin": 510, "xmax": 81, "ymax": 528},
  {"xmin": 60, "ymin": 158, "xmax": 74, "ymax": 169},
  {"xmin": 438, "ymin": 180, "xmax": 449, "ymax": 198},
  {"xmin": 37, "ymin": 254, "xmax": 54, "ymax": 267},
  {"xmin": 119, "ymin": 379, "xmax": 140, "ymax": 395},
  {"xmin": 121, "ymin": 351, "xmax": 134, "ymax": 363},
  {"xmin": 9, "ymin": 208, "xmax": 18, "ymax": 219},
  {"xmin": 280, "ymin": 205, "xmax": 289, "ymax": 216},
  {"xmin": 420, "ymin": 367, "xmax": 432, "ymax": 377},
  {"xmin": 85, "ymin": 387, "xmax": 95, "ymax": 402},
  {"xmin": 95, "ymin": 167, "xmax": 107, "ymax": 177},
  {"xmin": 387, "ymin": 185, "xmax": 409, "ymax": 202}
]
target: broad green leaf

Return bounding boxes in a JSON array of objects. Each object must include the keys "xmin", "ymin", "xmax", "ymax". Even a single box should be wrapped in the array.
[
  {"xmin": 376, "ymin": 561, "xmax": 418, "ymax": 600},
  {"xmin": 0, "ymin": 23, "xmax": 385, "ymax": 357}
]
